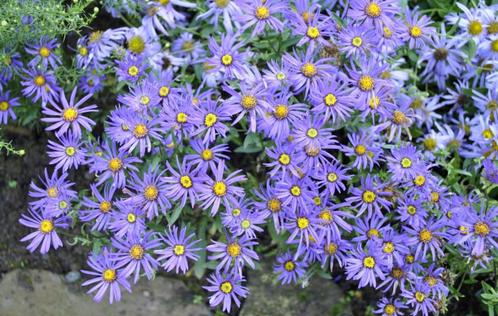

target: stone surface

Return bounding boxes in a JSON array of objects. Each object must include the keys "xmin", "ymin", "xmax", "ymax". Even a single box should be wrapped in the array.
[
  {"xmin": 0, "ymin": 269, "xmax": 210, "ymax": 316},
  {"xmin": 241, "ymin": 262, "xmax": 351, "ymax": 316}
]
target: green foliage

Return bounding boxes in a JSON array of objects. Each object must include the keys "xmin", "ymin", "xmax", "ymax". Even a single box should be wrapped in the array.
[
  {"xmin": 0, "ymin": 0, "xmax": 98, "ymax": 50},
  {"xmin": 481, "ymin": 282, "xmax": 498, "ymax": 316},
  {"xmin": 0, "ymin": 134, "xmax": 25, "ymax": 156}
]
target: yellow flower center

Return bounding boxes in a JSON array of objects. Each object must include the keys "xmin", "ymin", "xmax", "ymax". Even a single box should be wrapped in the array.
[
  {"xmin": 474, "ymin": 222, "xmax": 490, "ymax": 236},
  {"xmin": 415, "ymin": 291, "xmax": 425, "ymax": 303},
  {"xmin": 227, "ymin": 242, "xmax": 241, "ymax": 257},
  {"xmin": 301, "ymin": 63, "xmax": 317, "ymax": 77},
  {"xmin": 128, "ymin": 65, "xmax": 139, "ymax": 76},
  {"xmin": 401, "ymin": 157, "xmax": 412, "ymax": 168},
  {"xmin": 419, "ymin": 229, "xmax": 432, "ymax": 243},
  {"xmin": 363, "ymin": 256, "xmax": 375, "ymax": 268},
  {"xmin": 413, "ymin": 175, "xmax": 426, "ymax": 187},
  {"xmin": 0, "ymin": 101, "xmax": 9, "ymax": 111},
  {"xmin": 108, "ymin": 158, "xmax": 123, "ymax": 172},
  {"xmin": 324, "ymin": 93, "xmax": 337, "ymax": 106},
  {"xmin": 313, "ymin": 196, "xmax": 321, "ymax": 206},
  {"xmin": 99, "ymin": 201, "xmax": 112, "ymax": 213},
  {"xmin": 362, "ymin": 190, "xmax": 376, "ymax": 203},
  {"xmin": 130, "ymin": 244, "xmax": 144, "ymax": 260},
  {"xmin": 231, "ymin": 208, "xmax": 241, "ymax": 217},
  {"xmin": 297, "ymin": 217, "xmax": 309, "ymax": 229},
  {"xmin": 482, "ymin": 129, "xmax": 494, "ymax": 140},
  {"xmin": 133, "ymin": 123, "xmax": 148, "ymax": 138},
  {"xmin": 358, "ymin": 75, "xmax": 374, "ymax": 91},
  {"xmin": 182, "ymin": 41, "xmax": 194, "ymax": 51},
  {"xmin": 488, "ymin": 22, "xmax": 498, "ymax": 34},
  {"xmin": 102, "ymin": 269, "xmax": 116, "ymax": 282},
  {"xmin": 431, "ymin": 191, "xmax": 440, "ymax": 203},
  {"xmin": 34, "ymin": 75, "xmax": 46, "ymax": 86},
  {"xmin": 39, "ymin": 219, "xmax": 54, "ymax": 234},
  {"xmin": 392, "ymin": 110, "xmax": 407, "ymax": 125},
  {"xmin": 407, "ymin": 205, "xmax": 417, "ymax": 215},
  {"xmin": 355, "ymin": 144, "xmax": 366, "ymax": 155},
  {"xmin": 424, "ymin": 138, "xmax": 437, "ymax": 151},
  {"xmin": 327, "ymin": 172, "xmax": 338, "ymax": 183},
  {"xmin": 409, "ymin": 25, "xmax": 422, "ymax": 38},
  {"xmin": 459, "ymin": 225, "xmax": 469, "ymax": 235},
  {"xmin": 284, "ymin": 260, "xmax": 295, "ymax": 271},
  {"xmin": 39, "ymin": 47, "xmax": 51, "ymax": 58},
  {"xmin": 173, "ymin": 244, "xmax": 185, "ymax": 256},
  {"xmin": 278, "ymin": 153, "xmax": 290, "ymax": 165},
  {"xmin": 241, "ymin": 219, "xmax": 251, "ymax": 229},
  {"xmin": 468, "ymin": 20, "xmax": 483, "ymax": 35},
  {"xmin": 391, "ymin": 267, "xmax": 404, "ymax": 279},
  {"xmin": 89, "ymin": 31, "xmax": 103, "ymax": 44},
  {"xmin": 274, "ymin": 104, "xmax": 289, "ymax": 119},
  {"xmin": 276, "ymin": 72, "xmax": 286, "ymax": 80},
  {"xmin": 325, "ymin": 242, "xmax": 338, "ymax": 254},
  {"xmin": 306, "ymin": 128, "xmax": 318, "ymax": 138},
  {"xmin": 159, "ymin": 86, "xmax": 170, "ymax": 97},
  {"xmin": 383, "ymin": 242, "xmax": 395, "ymax": 253},
  {"xmin": 255, "ymin": 6, "xmax": 270, "ymax": 19},
  {"xmin": 307, "ymin": 26, "xmax": 320, "ymax": 39},
  {"xmin": 215, "ymin": 0, "xmax": 230, "ymax": 8},
  {"xmin": 63, "ymin": 107, "xmax": 78, "ymax": 122},
  {"xmin": 79, "ymin": 46, "xmax": 88, "ymax": 56},
  {"xmin": 127, "ymin": 212, "xmax": 136, "ymax": 223},
  {"xmin": 220, "ymin": 281, "xmax": 233, "ymax": 293},
  {"xmin": 140, "ymin": 96, "xmax": 150, "ymax": 105},
  {"xmin": 425, "ymin": 276, "xmax": 437, "ymax": 287},
  {"xmin": 47, "ymin": 187, "xmax": 58, "ymax": 198},
  {"xmin": 369, "ymin": 96, "xmax": 380, "ymax": 109},
  {"xmin": 241, "ymin": 95, "xmax": 257, "ymax": 110},
  {"xmin": 180, "ymin": 175, "xmax": 193, "ymax": 188},
  {"xmin": 65, "ymin": 146, "xmax": 76, "ymax": 157},
  {"xmin": 221, "ymin": 54, "xmax": 233, "ymax": 66},
  {"xmin": 144, "ymin": 185, "xmax": 158, "ymax": 200},
  {"xmin": 204, "ymin": 113, "xmax": 218, "ymax": 127},
  {"xmin": 267, "ymin": 198, "xmax": 281, "ymax": 212},
  {"xmin": 365, "ymin": 2, "xmax": 381, "ymax": 17},
  {"xmin": 383, "ymin": 26, "xmax": 392, "ymax": 38},
  {"xmin": 351, "ymin": 36, "xmax": 363, "ymax": 47},
  {"xmin": 319, "ymin": 209, "xmax": 332, "ymax": 222},
  {"xmin": 128, "ymin": 35, "xmax": 145, "ymax": 54},
  {"xmin": 201, "ymin": 149, "xmax": 213, "ymax": 161},
  {"xmin": 384, "ymin": 304, "xmax": 396, "ymax": 315},
  {"xmin": 367, "ymin": 228, "xmax": 379, "ymax": 238},
  {"xmin": 176, "ymin": 112, "xmax": 188, "ymax": 123},
  {"xmin": 290, "ymin": 185, "xmax": 301, "ymax": 197},
  {"xmin": 213, "ymin": 181, "xmax": 227, "ymax": 196}
]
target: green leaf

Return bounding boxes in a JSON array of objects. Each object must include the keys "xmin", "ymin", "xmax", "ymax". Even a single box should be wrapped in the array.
[{"xmin": 166, "ymin": 205, "xmax": 183, "ymax": 225}]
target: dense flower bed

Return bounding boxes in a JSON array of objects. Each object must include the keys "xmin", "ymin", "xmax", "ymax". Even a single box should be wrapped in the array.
[{"xmin": 1, "ymin": 0, "xmax": 498, "ymax": 315}]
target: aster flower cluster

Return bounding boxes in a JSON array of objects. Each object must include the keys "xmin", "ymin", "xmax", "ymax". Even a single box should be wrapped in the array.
[{"xmin": 3, "ymin": 0, "xmax": 498, "ymax": 315}]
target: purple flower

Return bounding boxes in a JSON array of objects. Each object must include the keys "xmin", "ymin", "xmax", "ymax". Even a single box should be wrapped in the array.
[
  {"xmin": 252, "ymin": 181, "xmax": 285, "ymax": 231},
  {"xmin": 273, "ymin": 252, "xmax": 308, "ymax": 285},
  {"xmin": 86, "ymin": 28, "xmax": 127, "ymax": 61},
  {"xmin": 483, "ymin": 159, "xmax": 498, "ymax": 183},
  {"xmin": 197, "ymin": 0, "xmax": 242, "ymax": 33},
  {"xmin": 89, "ymin": 141, "xmax": 141, "ymax": 188},
  {"xmin": 109, "ymin": 200, "xmax": 146, "ymax": 238},
  {"xmin": 0, "ymin": 90, "xmax": 20, "ymax": 124},
  {"xmin": 396, "ymin": 195, "xmax": 427, "ymax": 227},
  {"xmin": 206, "ymin": 33, "xmax": 251, "ymax": 80},
  {"xmin": 119, "ymin": 114, "xmax": 163, "ymax": 157},
  {"xmin": 28, "ymin": 168, "xmax": 76, "ymax": 212},
  {"xmin": 203, "ymin": 271, "xmax": 248, "ymax": 313},
  {"xmin": 312, "ymin": 161, "xmax": 351, "ymax": 199},
  {"xmin": 20, "ymin": 67, "xmax": 60, "ymax": 106},
  {"xmin": 207, "ymin": 234, "xmax": 259, "ymax": 275},
  {"xmin": 283, "ymin": 46, "xmax": 336, "ymax": 96},
  {"xmin": 198, "ymin": 160, "xmax": 246, "ymax": 215},
  {"xmin": 291, "ymin": 7, "xmax": 332, "ymax": 50},
  {"xmin": 387, "ymin": 144, "xmax": 423, "ymax": 182},
  {"xmin": 81, "ymin": 248, "xmax": 131, "ymax": 304},
  {"xmin": 456, "ymin": 204, "xmax": 498, "ymax": 256},
  {"xmin": 42, "ymin": 87, "xmax": 97, "ymax": 138},
  {"xmin": 155, "ymin": 225, "xmax": 201, "ymax": 274},
  {"xmin": 112, "ymin": 232, "xmax": 161, "ymax": 283},
  {"xmin": 19, "ymin": 208, "xmax": 70, "ymax": 254},
  {"xmin": 117, "ymin": 83, "xmax": 161, "ymax": 112},
  {"xmin": 348, "ymin": 0, "xmax": 399, "ymax": 30},
  {"xmin": 345, "ymin": 243, "xmax": 386, "ymax": 288},
  {"xmin": 127, "ymin": 167, "xmax": 171, "ymax": 219},
  {"xmin": 373, "ymin": 297, "xmax": 406, "ymax": 316},
  {"xmin": 237, "ymin": 0, "xmax": 287, "ymax": 36},
  {"xmin": 338, "ymin": 25, "xmax": 377, "ymax": 58},
  {"xmin": 25, "ymin": 36, "xmax": 62, "ymax": 69},
  {"xmin": 400, "ymin": 8, "xmax": 436, "ymax": 49},
  {"xmin": 264, "ymin": 142, "xmax": 302, "ymax": 179},
  {"xmin": 116, "ymin": 53, "xmax": 146, "ymax": 82},
  {"xmin": 309, "ymin": 77, "xmax": 355, "ymax": 123},
  {"xmin": 401, "ymin": 281, "xmax": 436, "ymax": 316},
  {"xmin": 318, "ymin": 237, "xmax": 352, "ymax": 272},
  {"xmin": 47, "ymin": 131, "xmax": 85, "ymax": 171},
  {"xmin": 185, "ymin": 139, "xmax": 230, "ymax": 173},
  {"xmin": 163, "ymin": 157, "xmax": 207, "ymax": 208},
  {"xmin": 190, "ymin": 98, "xmax": 231, "ymax": 144},
  {"xmin": 80, "ymin": 184, "xmax": 117, "ymax": 231},
  {"xmin": 346, "ymin": 175, "xmax": 392, "ymax": 218},
  {"xmin": 405, "ymin": 218, "xmax": 446, "ymax": 260}
]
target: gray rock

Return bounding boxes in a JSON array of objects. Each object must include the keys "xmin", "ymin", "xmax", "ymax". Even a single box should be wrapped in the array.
[
  {"xmin": 0, "ymin": 269, "xmax": 211, "ymax": 316},
  {"xmin": 240, "ymin": 262, "xmax": 351, "ymax": 316},
  {"xmin": 64, "ymin": 271, "xmax": 80, "ymax": 283}
]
